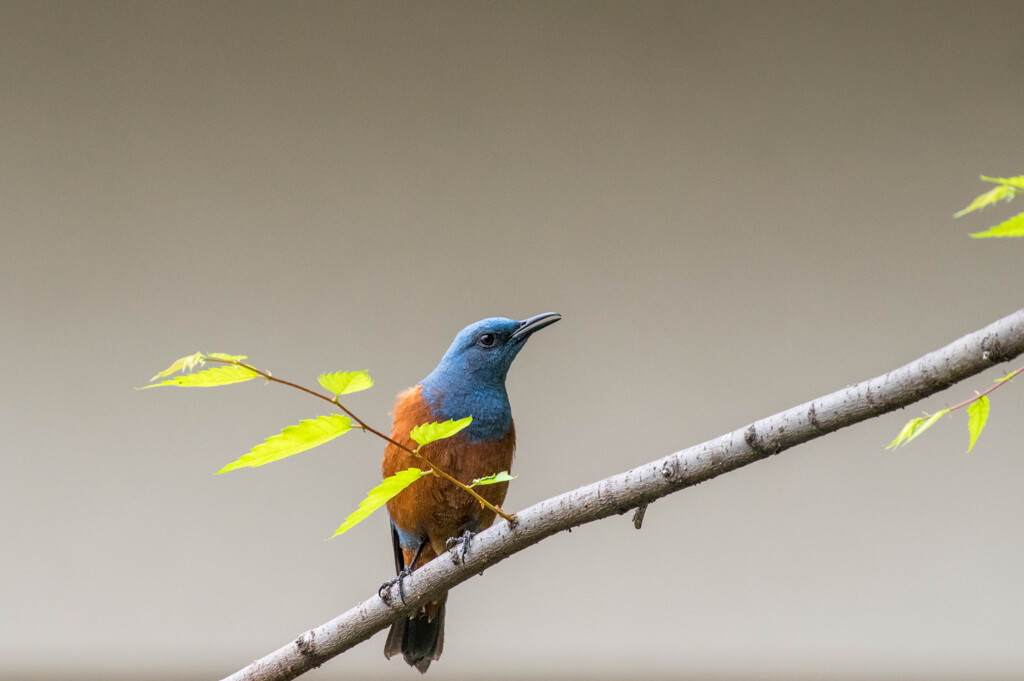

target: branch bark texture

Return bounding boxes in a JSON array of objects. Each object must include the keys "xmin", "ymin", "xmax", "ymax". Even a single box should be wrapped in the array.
[{"xmin": 223, "ymin": 308, "xmax": 1024, "ymax": 681}]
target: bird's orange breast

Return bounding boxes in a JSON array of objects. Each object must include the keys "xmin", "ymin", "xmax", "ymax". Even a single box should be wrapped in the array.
[{"xmin": 383, "ymin": 385, "xmax": 516, "ymax": 559}]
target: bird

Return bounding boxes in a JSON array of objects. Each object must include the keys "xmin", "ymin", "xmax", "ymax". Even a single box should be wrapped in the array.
[{"xmin": 381, "ymin": 312, "xmax": 561, "ymax": 673}]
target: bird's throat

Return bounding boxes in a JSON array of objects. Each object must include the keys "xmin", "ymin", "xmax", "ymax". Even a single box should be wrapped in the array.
[{"xmin": 420, "ymin": 380, "xmax": 512, "ymax": 443}]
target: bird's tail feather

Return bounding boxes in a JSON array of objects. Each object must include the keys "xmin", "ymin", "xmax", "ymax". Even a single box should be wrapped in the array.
[{"xmin": 384, "ymin": 599, "xmax": 446, "ymax": 674}]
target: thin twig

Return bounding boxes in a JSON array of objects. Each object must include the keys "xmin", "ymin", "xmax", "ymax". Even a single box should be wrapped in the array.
[{"xmin": 945, "ymin": 365, "xmax": 1023, "ymax": 412}]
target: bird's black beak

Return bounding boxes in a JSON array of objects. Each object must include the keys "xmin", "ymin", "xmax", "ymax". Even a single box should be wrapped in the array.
[{"xmin": 510, "ymin": 312, "xmax": 561, "ymax": 342}]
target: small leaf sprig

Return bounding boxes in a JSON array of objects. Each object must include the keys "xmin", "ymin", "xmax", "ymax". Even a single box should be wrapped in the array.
[
  {"xmin": 139, "ymin": 352, "xmax": 516, "ymax": 537},
  {"xmin": 887, "ymin": 366, "xmax": 1022, "ymax": 451},
  {"xmin": 887, "ymin": 174, "xmax": 1023, "ymax": 450},
  {"xmin": 956, "ymin": 175, "xmax": 1024, "ymax": 238}
]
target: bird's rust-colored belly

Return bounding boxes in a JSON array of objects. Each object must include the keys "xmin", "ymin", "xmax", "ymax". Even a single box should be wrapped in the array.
[{"xmin": 383, "ymin": 385, "xmax": 516, "ymax": 560}]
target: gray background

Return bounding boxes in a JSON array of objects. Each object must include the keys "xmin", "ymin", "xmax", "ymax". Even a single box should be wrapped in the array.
[{"xmin": 3, "ymin": 2, "xmax": 1023, "ymax": 679}]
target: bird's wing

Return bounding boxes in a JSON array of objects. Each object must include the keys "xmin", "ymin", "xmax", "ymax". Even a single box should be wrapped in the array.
[{"xmin": 389, "ymin": 518, "xmax": 406, "ymax": 575}]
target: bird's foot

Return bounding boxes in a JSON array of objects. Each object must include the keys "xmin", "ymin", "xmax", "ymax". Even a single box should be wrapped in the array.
[
  {"xmin": 446, "ymin": 530, "xmax": 475, "ymax": 566},
  {"xmin": 378, "ymin": 566, "xmax": 413, "ymax": 606}
]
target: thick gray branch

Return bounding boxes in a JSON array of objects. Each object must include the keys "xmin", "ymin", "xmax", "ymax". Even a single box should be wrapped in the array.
[{"xmin": 223, "ymin": 308, "xmax": 1024, "ymax": 681}]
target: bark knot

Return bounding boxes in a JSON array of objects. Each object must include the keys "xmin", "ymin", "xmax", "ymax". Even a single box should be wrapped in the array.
[
  {"xmin": 981, "ymin": 333, "xmax": 1013, "ymax": 363},
  {"xmin": 744, "ymin": 424, "xmax": 780, "ymax": 458},
  {"xmin": 295, "ymin": 632, "xmax": 322, "ymax": 667}
]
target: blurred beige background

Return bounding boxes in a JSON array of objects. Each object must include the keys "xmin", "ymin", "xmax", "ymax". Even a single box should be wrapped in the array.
[{"xmin": 2, "ymin": 2, "xmax": 1023, "ymax": 679}]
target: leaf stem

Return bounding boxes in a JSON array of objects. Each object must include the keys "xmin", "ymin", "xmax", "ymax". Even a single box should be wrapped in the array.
[
  {"xmin": 201, "ymin": 355, "xmax": 515, "ymax": 523},
  {"xmin": 945, "ymin": 366, "xmax": 1023, "ymax": 412}
]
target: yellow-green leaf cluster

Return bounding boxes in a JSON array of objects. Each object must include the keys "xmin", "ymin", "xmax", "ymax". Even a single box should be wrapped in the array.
[
  {"xmin": 966, "ymin": 396, "xmax": 990, "ymax": 453},
  {"xmin": 331, "ymin": 468, "xmax": 427, "ymax": 538},
  {"xmin": 140, "ymin": 364, "xmax": 257, "ymax": 389},
  {"xmin": 886, "ymin": 409, "xmax": 950, "ymax": 449},
  {"xmin": 318, "ymin": 371, "xmax": 374, "ymax": 396},
  {"xmin": 957, "ymin": 175, "xmax": 1024, "ymax": 238},
  {"xmin": 410, "ymin": 416, "xmax": 473, "ymax": 447},
  {"xmin": 218, "ymin": 414, "xmax": 352, "ymax": 473}
]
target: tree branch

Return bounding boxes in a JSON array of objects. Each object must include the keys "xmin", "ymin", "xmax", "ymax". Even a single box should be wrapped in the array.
[{"xmin": 222, "ymin": 308, "xmax": 1024, "ymax": 681}]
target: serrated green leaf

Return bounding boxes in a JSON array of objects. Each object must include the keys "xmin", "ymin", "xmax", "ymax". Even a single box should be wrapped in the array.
[
  {"xmin": 980, "ymin": 175, "xmax": 1024, "ymax": 189},
  {"xmin": 886, "ymin": 408, "xmax": 950, "ymax": 449},
  {"xmin": 217, "ymin": 414, "xmax": 352, "ymax": 473},
  {"xmin": 994, "ymin": 371, "xmax": 1019, "ymax": 383},
  {"xmin": 151, "ymin": 352, "xmax": 204, "ymax": 380},
  {"xmin": 318, "ymin": 371, "xmax": 374, "ymax": 396},
  {"xmin": 966, "ymin": 396, "xmax": 990, "ymax": 453},
  {"xmin": 139, "ymin": 364, "xmax": 257, "ymax": 390},
  {"xmin": 207, "ymin": 353, "xmax": 248, "ymax": 362},
  {"xmin": 330, "ymin": 468, "xmax": 427, "ymax": 538},
  {"xmin": 905, "ymin": 408, "xmax": 950, "ymax": 444},
  {"xmin": 887, "ymin": 417, "xmax": 927, "ymax": 449},
  {"xmin": 955, "ymin": 184, "xmax": 1012, "ymax": 217},
  {"xmin": 410, "ymin": 416, "xmax": 473, "ymax": 447},
  {"xmin": 471, "ymin": 471, "xmax": 517, "ymax": 486},
  {"xmin": 969, "ymin": 212, "xmax": 1024, "ymax": 238}
]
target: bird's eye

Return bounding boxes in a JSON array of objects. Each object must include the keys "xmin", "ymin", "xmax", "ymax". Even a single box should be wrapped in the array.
[{"xmin": 478, "ymin": 333, "xmax": 497, "ymax": 347}]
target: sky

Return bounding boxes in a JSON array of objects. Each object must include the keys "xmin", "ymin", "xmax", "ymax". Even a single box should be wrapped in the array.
[{"xmin": 2, "ymin": 2, "xmax": 1023, "ymax": 679}]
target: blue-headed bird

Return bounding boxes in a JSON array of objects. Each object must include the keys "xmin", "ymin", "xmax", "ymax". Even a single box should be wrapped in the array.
[{"xmin": 381, "ymin": 313, "xmax": 561, "ymax": 672}]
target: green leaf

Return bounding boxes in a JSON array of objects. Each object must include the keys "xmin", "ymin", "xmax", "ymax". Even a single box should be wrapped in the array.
[
  {"xmin": 318, "ymin": 370, "xmax": 374, "ymax": 396},
  {"xmin": 150, "ymin": 352, "xmax": 204, "ymax": 380},
  {"xmin": 994, "ymin": 371, "xmax": 1019, "ymax": 383},
  {"xmin": 955, "ymin": 184, "xmax": 1012, "ymax": 217},
  {"xmin": 969, "ymin": 212, "xmax": 1024, "ymax": 238},
  {"xmin": 330, "ymin": 468, "xmax": 427, "ymax": 538},
  {"xmin": 217, "ymin": 414, "xmax": 352, "ymax": 473},
  {"xmin": 207, "ymin": 353, "xmax": 248, "ymax": 362},
  {"xmin": 966, "ymin": 396, "xmax": 990, "ymax": 453},
  {"xmin": 471, "ymin": 471, "xmax": 517, "ymax": 486},
  {"xmin": 886, "ymin": 408, "xmax": 950, "ymax": 449},
  {"xmin": 980, "ymin": 175, "xmax": 1024, "ymax": 189},
  {"xmin": 887, "ymin": 417, "xmax": 926, "ymax": 449},
  {"xmin": 139, "ymin": 364, "xmax": 257, "ymax": 389},
  {"xmin": 905, "ymin": 408, "xmax": 950, "ymax": 444},
  {"xmin": 410, "ymin": 416, "xmax": 473, "ymax": 447}
]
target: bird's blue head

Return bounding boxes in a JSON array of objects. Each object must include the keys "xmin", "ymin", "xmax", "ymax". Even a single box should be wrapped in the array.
[{"xmin": 420, "ymin": 313, "xmax": 560, "ymax": 440}]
